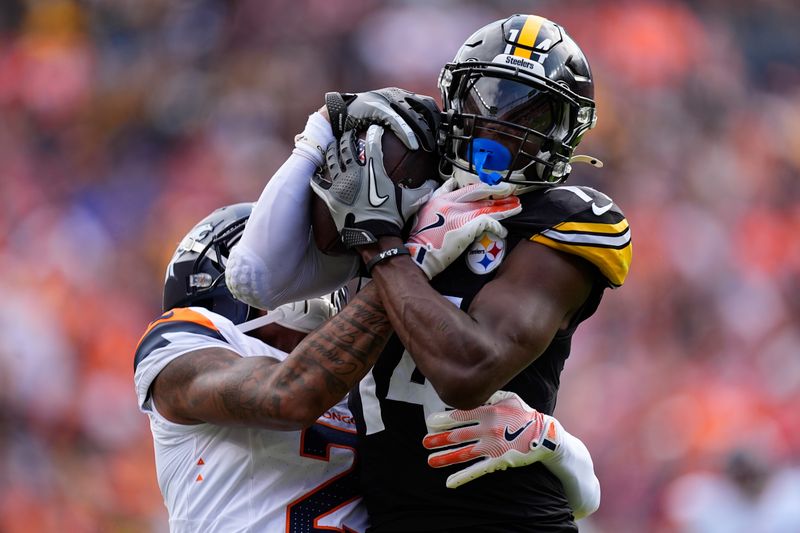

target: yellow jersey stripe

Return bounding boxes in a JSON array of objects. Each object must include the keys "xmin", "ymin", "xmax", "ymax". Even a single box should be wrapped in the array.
[
  {"xmin": 532, "ymin": 234, "xmax": 633, "ymax": 287},
  {"xmin": 513, "ymin": 16, "xmax": 545, "ymax": 59},
  {"xmin": 554, "ymin": 219, "xmax": 630, "ymax": 236}
]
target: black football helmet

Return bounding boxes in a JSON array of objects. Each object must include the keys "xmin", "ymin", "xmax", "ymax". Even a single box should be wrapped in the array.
[
  {"xmin": 438, "ymin": 14, "xmax": 597, "ymax": 187},
  {"xmin": 163, "ymin": 203, "xmax": 255, "ymax": 324}
]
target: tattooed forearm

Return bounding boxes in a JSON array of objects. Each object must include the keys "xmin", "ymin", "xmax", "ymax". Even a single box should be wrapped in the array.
[
  {"xmin": 271, "ymin": 284, "xmax": 392, "ymax": 403},
  {"xmin": 303, "ymin": 336, "xmax": 360, "ymax": 375},
  {"xmin": 151, "ymin": 284, "xmax": 394, "ymax": 430},
  {"xmin": 216, "ymin": 284, "xmax": 391, "ymax": 427}
]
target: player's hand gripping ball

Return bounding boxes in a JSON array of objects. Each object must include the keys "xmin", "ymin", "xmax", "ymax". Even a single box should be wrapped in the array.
[{"xmin": 311, "ymin": 127, "xmax": 439, "ymax": 254}]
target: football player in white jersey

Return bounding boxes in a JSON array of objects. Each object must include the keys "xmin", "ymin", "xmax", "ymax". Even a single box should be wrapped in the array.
[{"xmin": 135, "ymin": 202, "xmax": 386, "ymax": 532}]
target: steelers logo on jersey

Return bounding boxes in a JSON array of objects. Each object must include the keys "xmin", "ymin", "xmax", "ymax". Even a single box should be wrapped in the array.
[{"xmin": 466, "ymin": 231, "xmax": 505, "ymax": 274}]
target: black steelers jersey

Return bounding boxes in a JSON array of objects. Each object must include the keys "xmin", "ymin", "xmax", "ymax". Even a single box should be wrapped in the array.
[{"xmin": 349, "ymin": 185, "xmax": 631, "ymax": 532}]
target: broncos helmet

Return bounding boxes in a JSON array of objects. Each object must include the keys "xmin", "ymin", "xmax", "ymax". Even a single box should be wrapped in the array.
[
  {"xmin": 163, "ymin": 203, "xmax": 255, "ymax": 323},
  {"xmin": 438, "ymin": 14, "xmax": 598, "ymax": 187},
  {"xmin": 163, "ymin": 203, "xmax": 340, "ymax": 334}
]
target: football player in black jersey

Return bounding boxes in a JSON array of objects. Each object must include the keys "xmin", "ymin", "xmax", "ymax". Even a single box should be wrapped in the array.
[{"xmin": 313, "ymin": 14, "xmax": 632, "ymax": 532}]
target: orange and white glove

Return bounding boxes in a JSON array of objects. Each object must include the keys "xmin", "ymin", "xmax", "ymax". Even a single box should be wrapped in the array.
[
  {"xmin": 424, "ymin": 390, "xmax": 601, "ymax": 519},
  {"xmin": 405, "ymin": 179, "xmax": 521, "ymax": 279},
  {"xmin": 423, "ymin": 390, "xmax": 560, "ymax": 489}
]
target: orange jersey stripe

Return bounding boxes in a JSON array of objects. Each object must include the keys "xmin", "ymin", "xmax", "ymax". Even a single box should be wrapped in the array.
[{"xmin": 136, "ymin": 308, "xmax": 219, "ymax": 348}]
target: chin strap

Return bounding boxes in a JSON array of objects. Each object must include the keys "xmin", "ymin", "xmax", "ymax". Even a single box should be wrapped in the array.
[
  {"xmin": 236, "ymin": 307, "xmax": 288, "ymax": 333},
  {"xmin": 237, "ymin": 297, "xmax": 337, "ymax": 334},
  {"xmin": 569, "ymin": 154, "xmax": 604, "ymax": 168}
]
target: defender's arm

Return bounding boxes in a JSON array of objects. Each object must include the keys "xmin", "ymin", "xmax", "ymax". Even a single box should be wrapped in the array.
[{"xmin": 152, "ymin": 284, "xmax": 391, "ymax": 430}]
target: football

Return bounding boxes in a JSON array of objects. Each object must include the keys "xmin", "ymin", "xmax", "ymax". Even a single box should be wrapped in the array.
[{"xmin": 311, "ymin": 128, "xmax": 439, "ymax": 255}]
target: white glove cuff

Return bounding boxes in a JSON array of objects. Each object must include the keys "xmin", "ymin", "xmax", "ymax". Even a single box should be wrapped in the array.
[
  {"xmin": 274, "ymin": 297, "xmax": 336, "ymax": 333},
  {"xmin": 293, "ymin": 112, "xmax": 335, "ymax": 166}
]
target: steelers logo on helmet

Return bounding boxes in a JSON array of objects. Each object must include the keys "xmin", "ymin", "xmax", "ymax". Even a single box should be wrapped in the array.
[
  {"xmin": 466, "ymin": 231, "xmax": 506, "ymax": 275},
  {"xmin": 438, "ymin": 14, "xmax": 597, "ymax": 188}
]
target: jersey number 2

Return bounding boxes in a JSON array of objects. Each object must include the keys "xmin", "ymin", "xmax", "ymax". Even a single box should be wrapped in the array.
[{"xmin": 286, "ymin": 423, "xmax": 360, "ymax": 532}]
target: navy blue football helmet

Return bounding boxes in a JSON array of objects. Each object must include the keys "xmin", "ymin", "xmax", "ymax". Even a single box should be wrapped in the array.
[
  {"xmin": 163, "ymin": 203, "xmax": 255, "ymax": 324},
  {"xmin": 163, "ymin": 203, "xmax": 343, "ymax": 334}
]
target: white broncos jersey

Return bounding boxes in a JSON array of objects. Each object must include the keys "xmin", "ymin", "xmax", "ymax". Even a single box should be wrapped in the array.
[{"xmin": 133, "ymin": 307, "xmax": 368, "ymax": 533}]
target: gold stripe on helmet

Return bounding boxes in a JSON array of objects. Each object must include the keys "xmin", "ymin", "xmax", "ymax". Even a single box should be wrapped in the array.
[{"xmin": 513, "ymin": 15, "xmax": 546, "ymax": 59}]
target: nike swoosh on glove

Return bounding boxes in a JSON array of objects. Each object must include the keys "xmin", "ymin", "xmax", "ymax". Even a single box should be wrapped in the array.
[
  {"xmin": 423, "ymin": 390, "xmax": 562, "ymax": 489},
  {"xmin": 405, "ymin": 179, "xmax": 522, "ymax": 279}
]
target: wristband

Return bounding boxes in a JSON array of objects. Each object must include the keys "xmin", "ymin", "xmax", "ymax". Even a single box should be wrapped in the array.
[
  {"xmin": 365, "ymin": 247, "xmax": 410, "ymax": 274},
  {"xmin": 293, "ymin": 112, "xmax": 335, "ymax": 166}
]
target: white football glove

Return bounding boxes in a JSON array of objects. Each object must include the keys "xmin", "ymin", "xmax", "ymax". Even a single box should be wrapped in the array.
[
  {"xmin": 423, "ymin": 390, "xmax": 562, "ymax": 489},
  {"xmin": 405, "ymin": 179, "xmax": 522, "ymax": 279}
]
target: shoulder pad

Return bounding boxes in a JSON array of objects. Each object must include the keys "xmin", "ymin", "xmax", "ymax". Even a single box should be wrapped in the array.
[
  {"xmin": 543, "ymin": 186, "xmax": 618, "ymax": 216},
  {"xmin": 507, "ymin": 185, "xmax": 632, "ymax": 287},
  {"xmin": 133, "ymin": 308, "xmax": 227, "ymax": 371}
]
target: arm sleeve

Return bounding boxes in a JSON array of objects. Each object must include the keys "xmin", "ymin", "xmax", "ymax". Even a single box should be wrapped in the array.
[
  {"xmin": 226, "ymin": 112, "xmax": 360, "ymax": 309},
  {"xmin": 541, "ymin": 419, "xmax": 601, "ymax": 520}
]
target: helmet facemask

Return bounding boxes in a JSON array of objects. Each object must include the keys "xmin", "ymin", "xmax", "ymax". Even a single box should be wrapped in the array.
[{"xmin": 439, "ymin": 60, "xmax": 596, "ymax": 188}]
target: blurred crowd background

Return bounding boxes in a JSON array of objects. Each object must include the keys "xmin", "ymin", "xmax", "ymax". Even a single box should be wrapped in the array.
[{"xmin": 1, "ymin": 0, "xmax": 799, "ymax": 531}]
